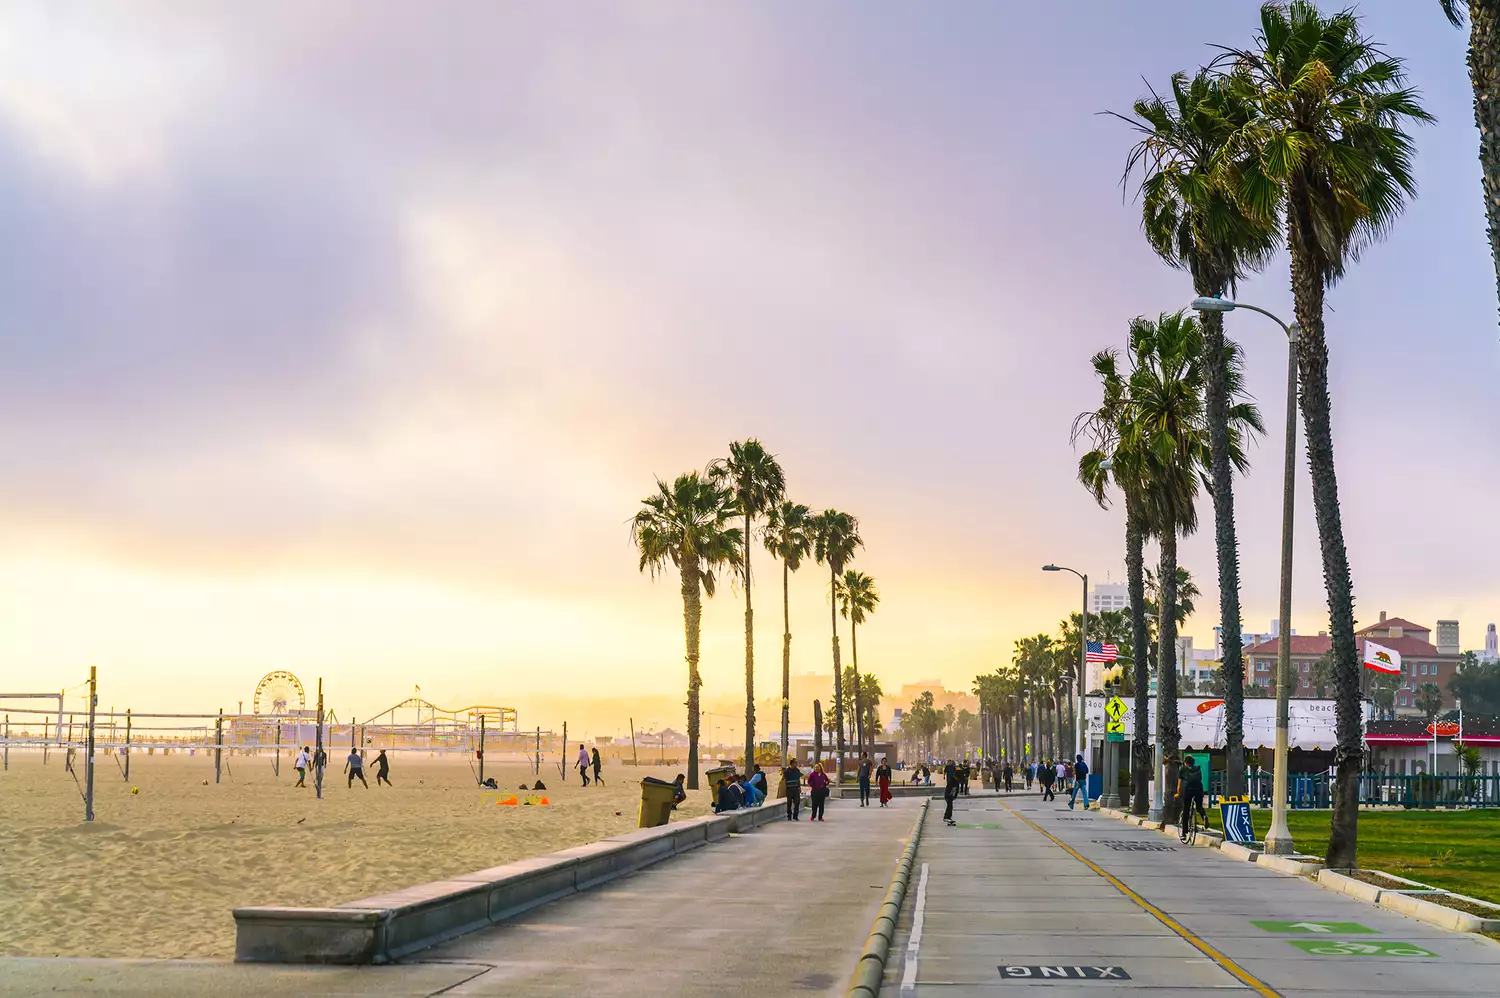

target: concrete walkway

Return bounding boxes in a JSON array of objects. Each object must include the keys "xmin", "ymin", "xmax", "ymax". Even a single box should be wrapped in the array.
[
  {"xmin": 0, "ymin": 795, "xmax": 920, "ymax": 997},
  {"xmin": 887, "ymin": 794, "xmax": 1500, "ymax": 996}
]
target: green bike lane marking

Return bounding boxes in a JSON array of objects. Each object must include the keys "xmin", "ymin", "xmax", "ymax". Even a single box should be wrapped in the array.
[
  {"xmin": 1286, "ymin": 939, "xmax": 1438, "ymax": 958},
  {"xmin": 1252, "ymin": 920, "xmax": 1377, "ymax": 935}
]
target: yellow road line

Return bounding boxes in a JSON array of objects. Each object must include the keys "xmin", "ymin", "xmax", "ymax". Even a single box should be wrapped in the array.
[{"xmin": 999, "ymin": 801, "xmax": 1281, "ymax": 998}]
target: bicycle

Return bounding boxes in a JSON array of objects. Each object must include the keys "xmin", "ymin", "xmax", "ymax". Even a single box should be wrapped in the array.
[{"xmin": 1178, "ymin": 794, "xmax": 1200, "ymax": 846}]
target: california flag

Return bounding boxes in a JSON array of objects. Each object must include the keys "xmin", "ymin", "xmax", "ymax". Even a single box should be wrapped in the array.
[{"xmin": 1363, "ymin": 639, "xmax": 1401, "ymax": 675}]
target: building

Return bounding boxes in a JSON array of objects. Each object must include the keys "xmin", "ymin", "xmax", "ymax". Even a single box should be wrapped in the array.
[
  {"xmin": 1214, "ymin": 624, "xmax": 1283, "ymax": 661},
  {"xmin": 1485, "ymin": 623, "xmax": 1498, "ymax": 663},
  {"xmin": 1243, "ymin": 611, "xmax": 1461, "ymax": 715},
  {"xmin": 1436, "ymin": 620, "xmax": 1460, "ymax": 656},
  {"xmin": 1089, "ymin": 583, "xmax": 1129, "ymax": 614}
]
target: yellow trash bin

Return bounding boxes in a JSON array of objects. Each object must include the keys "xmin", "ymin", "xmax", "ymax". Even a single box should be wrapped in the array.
[{"xmin": 639, "ymin": 777, "xmax": 678, "ymax": 828}]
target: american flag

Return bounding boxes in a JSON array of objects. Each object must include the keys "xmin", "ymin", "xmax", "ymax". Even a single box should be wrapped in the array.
[{"xmin": 1085, "ymin": 641, "xmax": 1118, "ymax": 663}]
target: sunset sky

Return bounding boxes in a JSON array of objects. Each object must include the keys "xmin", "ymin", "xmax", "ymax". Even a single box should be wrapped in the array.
[{"xmin": 3, "ymin": 3, "xmax": 1497, "ymax": 727}]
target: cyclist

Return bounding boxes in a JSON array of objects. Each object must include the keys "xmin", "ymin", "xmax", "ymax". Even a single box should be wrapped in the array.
[{"xmin": 1176, "ymin": 757, "xmax": 1207, "ymax": 841}]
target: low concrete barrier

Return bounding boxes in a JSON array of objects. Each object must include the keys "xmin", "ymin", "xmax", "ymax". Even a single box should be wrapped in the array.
[{"xmin": 235, "ymin": 799, "xmax": 786, "ymax": 964}]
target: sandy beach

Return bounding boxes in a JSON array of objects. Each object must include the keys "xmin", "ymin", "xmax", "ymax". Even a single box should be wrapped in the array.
[{"xmin": 0, "ymin": 750, "xmax": 714, "ymax": 959}]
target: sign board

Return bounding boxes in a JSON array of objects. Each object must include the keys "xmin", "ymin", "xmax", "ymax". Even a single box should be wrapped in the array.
[
  {"xmin": 1253, "ymin": 920, "xmax": 1376, "ymax": 935},
  {"xmin": 1104, "ymin": 696, "xmax": 1128, "ymax": 721},
  {"xmin": 998, "ymin": 967, "xmax": 1130, "ymax": 980},
  {"xmin": 1106, "ymin": 731, "xmax": 1124, "ymax": 742},
  {"xmin": 1083, "ymin": 696, "xmax": 1339, "ymax": 750},
  {"xmin": 1219, "ymin": 796, "xmax": 1254, "ymax": 844}
]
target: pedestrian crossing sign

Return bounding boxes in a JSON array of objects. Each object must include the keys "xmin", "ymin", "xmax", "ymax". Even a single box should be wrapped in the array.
[{"xmin": 1104, "ymin": 696, "xmax": 1128, "ymax": 721}]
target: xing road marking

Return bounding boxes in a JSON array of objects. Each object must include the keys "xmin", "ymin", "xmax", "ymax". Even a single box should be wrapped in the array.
[
  {"xmin": 999, "ymin": 965, "xmax": 1130, "ymax": 980},
  {"xmin": 1253, "ymin": 920, "xmax": 1377, "ymax": 935},
  {"xmin": 997, "ymin": 799, "xmax": 1282, "ymax": 998}
]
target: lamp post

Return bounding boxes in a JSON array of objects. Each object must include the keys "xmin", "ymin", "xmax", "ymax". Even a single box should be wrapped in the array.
[
  {"xmin": 1191, "ymin": 296, "xmax": 1298, "ymax": 855},
  {"xmin": 1042, "ymin": 564, "xmax": 1092, "ymax": 796}
]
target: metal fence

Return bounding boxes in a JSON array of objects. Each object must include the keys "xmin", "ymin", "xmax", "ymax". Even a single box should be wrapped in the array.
[{"xmin": 1204, "ymin": 771, "xmax": 1500, "ymax": 809}]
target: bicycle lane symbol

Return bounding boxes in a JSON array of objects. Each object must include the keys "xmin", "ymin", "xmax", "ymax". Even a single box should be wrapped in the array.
[{"xmin": 1287, "ymin": 940, "xmax": 1437, "ymax": 958}]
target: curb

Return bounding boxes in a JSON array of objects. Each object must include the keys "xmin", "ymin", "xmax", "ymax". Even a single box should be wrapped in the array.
[
  {"xmin": 1317, "ymin": 869, "xmax": 1500, "ymax": 933},
  {"xmin": 847, "ymin": 799, "xmax": 929, "ymax": 998}
]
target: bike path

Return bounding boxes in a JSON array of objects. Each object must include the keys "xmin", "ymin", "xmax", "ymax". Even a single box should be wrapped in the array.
[{"xmin": 887, "ymin": 795, "xmax": 1500, "ymax": 996}]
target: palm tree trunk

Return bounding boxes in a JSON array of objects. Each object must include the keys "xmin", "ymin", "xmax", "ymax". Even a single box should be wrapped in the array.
[
  {"xmin": 781, "ymin": 560, "xmax": 791, "ymax": 761},
  {"xmin": 1127, "ymin": 502, "xmax": 1152, "ymax": 817},
  {"xmin": 1030, "ymin": 689, "xmax": 1038, "ymax": 769},
  {"xmin": 680, "ymin": 555, "xmax": 704, "ymax": 791},
  {"xmin": 1287, "ymin": 189, "xmax": 1362, "ymax": 869},
  {"xmin": 851, "ymin": 621, "xmax": 864, "ymax": 759},
  {"xmin": 830, "ymin": 566, "xmax": 845, "ymax": 781},
  {"xmin": 1158, "ymin": 531, "xmax": 1182, "ymax": 825},
  {"xmin": 1195, "ymin": 294, "xmax": 1249, "ymax": 798},
  {"xmin": 1465, "ymin": 1, "xmax": 1500, "ymax": 320},
  {"xmin": 743, "ymin": 510, "xmax": 755, "ymax": 775},
  {"xmin": 813, "ymin": 699, "xmax": 823, "ymax": 767}
]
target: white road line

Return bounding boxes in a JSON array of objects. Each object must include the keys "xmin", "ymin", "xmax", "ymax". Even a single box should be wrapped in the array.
[{"xmin": 900, "ymin": 862, "xmax": 930, "ymax": 993}]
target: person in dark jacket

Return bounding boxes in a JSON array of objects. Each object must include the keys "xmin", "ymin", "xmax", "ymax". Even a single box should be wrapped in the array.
[
  {"xmin": 591, "ymin": 747, "xmax": 604, "ymax": 785},
  {"xmin": 713, "ymin": 779, "xmax": 739, "ymax": 813},
  {"xmin": 782, "ymin": 760, "xmax": 803, "ymax": 820},
  {"xmin": 1068, "ymin": 754, "xmax": 1090, "ymax": 810},
  {"xmin": 1002, "ymin": 761, "xmax": 1014, "ymax": 793},
  {"xmin": 1038, "ymin": 760, "xmax": 1056, "ymax": 801},
  {"xmin": 857, "ymin": 752, "xmax": 873, "ymax": 807},
  {"xmin": 670, "ymin": 773, "xmax": 687, "ymax": 809},
  {"xmin": 942, "ymin": 760, "xmax": 959, "ymax": 826}
]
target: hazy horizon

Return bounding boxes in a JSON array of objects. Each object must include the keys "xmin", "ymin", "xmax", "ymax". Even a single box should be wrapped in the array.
[{"xmin": 4, "ymin": 2, "xmax": 1497, "ymax": 725}]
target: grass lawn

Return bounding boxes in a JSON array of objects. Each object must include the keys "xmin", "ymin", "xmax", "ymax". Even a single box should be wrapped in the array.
[{"xmin": 1204, "ymin": 807, "xmax": 1500, "ymax": 905}]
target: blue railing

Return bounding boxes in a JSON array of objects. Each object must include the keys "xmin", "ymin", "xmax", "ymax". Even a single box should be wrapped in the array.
[{"xmin": 1202, "ymin": 771, "xmax": 1500, "ymax": 808}]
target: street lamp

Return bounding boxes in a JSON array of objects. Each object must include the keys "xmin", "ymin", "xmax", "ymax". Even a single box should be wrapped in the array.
[
  {"xmin": 1190, "ymin": 295, "xmax": 1299, "ymax": 855},
  {"xmin": 1044, "ymin": 564, "xmax": 1100, "ymax": 802}
]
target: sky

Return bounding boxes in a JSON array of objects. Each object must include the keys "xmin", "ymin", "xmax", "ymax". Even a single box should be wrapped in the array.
[{"xmin": 2, "ymin": 2, "xmax": 1497, "ymax": 729}]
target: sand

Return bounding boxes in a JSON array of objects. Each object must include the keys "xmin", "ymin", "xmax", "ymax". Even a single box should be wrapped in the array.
[{"xmin": 0, "ymin": 751, "xmax": 715, "ymax": 959}]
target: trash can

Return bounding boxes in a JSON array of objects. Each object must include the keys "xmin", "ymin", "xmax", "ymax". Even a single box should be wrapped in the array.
[
  {"xmin": 704, "ymin": 765, "xmax": 737, "ymax": 805},
  {"xmin": 639, "ymin": 777, "xmax": 678, "ymax": 828}
]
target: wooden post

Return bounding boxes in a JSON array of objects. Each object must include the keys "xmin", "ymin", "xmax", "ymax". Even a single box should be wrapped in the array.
[
  {"xmin": 314, "ymin": 679, "xmax": 325, "ymax": 799},
  {"xmin": 629, "ymin": 717, "xmax": 638, "ymax": 767},
  {"xmin": 85, "ymin": 666, "xmax": 98, "ymax": 822},
  {"xmin": 3, "ymin": 713, "xmax": 8, "ymax": 771},
  {"xmin": 215, "ymin": 710, "xmax": 223, "ymax": 784},
  {"xmin": 535, "ymin": 726, "xmax": 540, "ymax": 775},
  {"xmin": 478, "ymin": 713, "xmax": 486, "ymax": 786},
  {"xmin": 275, "ymin": 722, "xmax": 281, "ymax": 777},
  {"xmin": 43, "ymin": 718, "xmax": 49, "ymax": 764},
  {"xmin": 562, "ymin": 721, "xmax": 568, "ymax": 782},
  {"xmin": 123, "ymin": 709, "xmax": 132, "ymax": 781}
]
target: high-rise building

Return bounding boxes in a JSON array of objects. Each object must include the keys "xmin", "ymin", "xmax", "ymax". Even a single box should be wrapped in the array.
[
  {"xmin": 1485, "ymin": 623, "xmax": 1498, "ymax": 663},
  {"xmin": 1435, "ymin": 620, "xmax": 1460, "ymax": 656},
  {"xmin": 1089, "ymin": 583, "xmax": 1129, "ymax": 614}
]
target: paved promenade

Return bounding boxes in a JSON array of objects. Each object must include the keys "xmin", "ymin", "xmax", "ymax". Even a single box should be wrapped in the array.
[
  {"xmin": 0, "ymin": 795, "xmax": 918, "ymax": 997},
  {"xmin": 887, "ymin": 793, "xmax": 1500, "ymax": 996}
]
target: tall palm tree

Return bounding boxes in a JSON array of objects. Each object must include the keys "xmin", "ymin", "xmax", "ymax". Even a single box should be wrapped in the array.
[
  {"xmin": 1075, "ymin": 349, "xmax": 1155, "ymax": 814},
  {"xmin": 1144, "ymin": 566, "xmax": 1203, "ymax": 630},
  {"xmin": 835, "ymin": 570, "xmax": 880, "ymax": 757},
  {"xmin": 630, "ymin": 471, "xmax": 742, "ymax": 790},
  {"xmin": 1223, "ymin": 1, "xmax": 1432, "ymax": 868},
  {"xmin": 1112, "ymin": 69, "xmax": 1278, "ymax": 797},
  {"xmin": 1442, "ymin": 2, "xmax": 1500, "ymax": 317},
  {"xmin": 812, "ymin": 509, "xmax": 862, "ymax": 779},
  {"xmin": 709, "ymin": 440, "xmax": 786, "ymax": 775},
  {"xmin": 764, "ymin": 499, "xmax": 813, "ymax": 760}
]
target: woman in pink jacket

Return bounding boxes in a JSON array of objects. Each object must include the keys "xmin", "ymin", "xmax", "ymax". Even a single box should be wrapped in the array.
[{"xmin": 807, "ymin": 762, "xmax": 831, "ymax": 822}]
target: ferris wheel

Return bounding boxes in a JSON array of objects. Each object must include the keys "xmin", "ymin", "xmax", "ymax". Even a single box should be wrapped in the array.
[{"xmin": 253, "ymin": 671, "xmax": 306, "ymax": 715}]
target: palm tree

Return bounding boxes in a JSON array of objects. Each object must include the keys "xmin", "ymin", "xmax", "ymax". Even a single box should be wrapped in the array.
[
  {"xmin": 1223, "ymin": 1, "xmax": 1432, "ymax": 868},
  {"xmin": 812, "ymin": 509, "xmax": 862, "ymax": 779},
  {"xmin": 1014, "ymin": 634, "xmax": 1053, "ymax": 765},
  {"xmin": 1442, "ymin": 2, "xmax": 1500, "ymax": 317},
  {"xmin": 1145, "ymin": 565, "xmax": 1202, "ymax": 628},
  {"xmin": 630, "ymin": 471, "xmax": 742, "ymax": 790},
  {"xmin": 835, "ymin": 569, "xmax": 880, "ymax": 757},
  {"xmin": 1112, "ymin": 69, "xmax": 1278, "ymax": 797},
  {"xmin": 764, "ymin": 500, "xmax": 813, "ymax": 760},
  {"xmin": 1416, "ymin": 682, "xmax": 1444, "ymax": 725},
  {"xmin": 709, "ymin": 440, "xmax": 786, "ymax": 784},
  {"xmin": 1074, "ymin": 349, "xmax": 1155, "ymax": 814}
]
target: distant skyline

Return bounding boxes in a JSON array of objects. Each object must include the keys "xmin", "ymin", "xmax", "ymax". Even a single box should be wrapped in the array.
[{"xmin": 3, "ymin": 3, "xmax": 1497, "ymax": 722}]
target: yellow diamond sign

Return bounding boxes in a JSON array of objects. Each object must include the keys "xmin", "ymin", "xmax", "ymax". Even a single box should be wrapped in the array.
[{"xmin": 1105, "ymin": 696, "xmax": 1128, "ymax": 721}]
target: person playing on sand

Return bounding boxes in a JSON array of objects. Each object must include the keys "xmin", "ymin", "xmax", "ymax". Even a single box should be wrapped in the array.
[
  {"xmin": 591, "ymin": 746, "xmax": 604, "ymax": 785},
  {"xmin": 576, "ymin": 743, "xmax": 591, "ymax": 786},
  {"xmin": 294, "ymin": 746, "xmax": 311, "ymax": 788},
  {"xmin": 344, "ymin": 748, "xmax": 368, "ymax": 789},
  {"xmin": 371, "ymin": 749, "xmax": 392, "ymax": 786}
]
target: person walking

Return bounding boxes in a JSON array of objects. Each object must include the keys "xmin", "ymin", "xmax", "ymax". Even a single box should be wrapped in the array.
[
  {"xmin": 782, "ymin": 758, "xmax": 803, "ymax": 821},
  {"xmin": 591, "ymin": 747, "xmax": 604, "ymax": 785},
  {"xmin": 1025, "ymin": 761, "xmax": 1034, "ymax": 791},
  {"xmin": 807, "ymin": 761, "xmax": 830, "ymax": 822},
  {"xmin": 942, "ymin": 759, "xmax": 958, "ymax": 826},
  {"xmin": 1002, "ymin": 760, "xmax": 1014, "ymax": 793},
  {"xmin": 857, "ymin": 752, "xmax": 872, "ymax": 808},
  {"xmin": 1055, "ymin": 759, "xmax": 1066, "ymax": 795},
  {"xmin": 294, "ymin": 746, "xmax": 311, "ymax": 788},
  {"xmin": 371, "ymin": 749, "xmax": 392, "ymax": 786},
  {"xmin": 876, "ymin": 757, "xmax": 893, "ymax": 807},
  {"xmin": 344, "ymin": 747, "xmax": 367, "ymax": 789},
  {"xmin": 1068, "ymin": 753, "xmax": 1090, "ymax": 810},
  {"xmin": 576, "ymin": 744, "xmax": 591, "ymax": 786},
  {"xmin": 1039, "ymin": 760, "xmax": 1056, "ymax": 801}
]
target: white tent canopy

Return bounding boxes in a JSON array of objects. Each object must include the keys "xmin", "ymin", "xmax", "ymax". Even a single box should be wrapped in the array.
[{"xmin": 1085, "ymin": 696, "xmax": 1340, "ymax": 752}]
